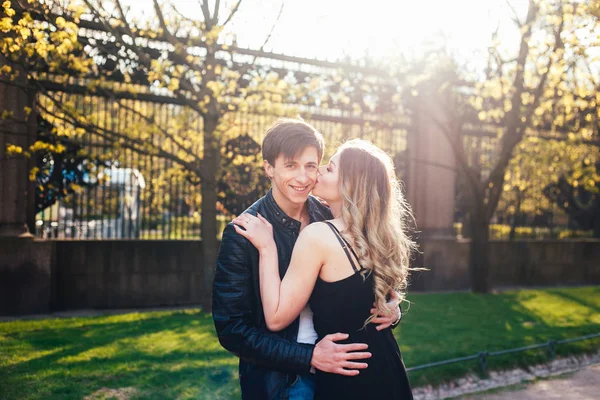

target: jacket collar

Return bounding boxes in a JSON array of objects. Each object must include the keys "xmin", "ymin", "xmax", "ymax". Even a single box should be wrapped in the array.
[{"xmin": 265, "ymin": 189, "xmax": 321, "ymax": 232}]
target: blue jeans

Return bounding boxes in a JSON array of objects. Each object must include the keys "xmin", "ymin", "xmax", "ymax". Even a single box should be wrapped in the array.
[{"xmin": 288, "ymin": 373, "xmax": 315, "ymax": 400}]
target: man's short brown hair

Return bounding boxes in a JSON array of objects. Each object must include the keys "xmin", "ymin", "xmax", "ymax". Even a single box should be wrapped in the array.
[{"xmin": 262, "ymin": 118, "xmax": 325, "ymax": 166}]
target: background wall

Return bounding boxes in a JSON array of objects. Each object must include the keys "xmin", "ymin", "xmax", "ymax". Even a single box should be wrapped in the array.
[{"xmin": 3, "ymin": 238, "xmax": 598, "ymax": 314}]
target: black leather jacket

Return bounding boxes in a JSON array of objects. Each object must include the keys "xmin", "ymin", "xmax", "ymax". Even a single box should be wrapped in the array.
[{"xmin": 212, "ymin": 190, "xmax": 333, "ymax": 398}]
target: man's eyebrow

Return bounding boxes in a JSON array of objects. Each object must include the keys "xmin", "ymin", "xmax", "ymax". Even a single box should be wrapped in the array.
[{"xmin": 330, "ymin": 160, "xmax": 336, "ymax": 167}]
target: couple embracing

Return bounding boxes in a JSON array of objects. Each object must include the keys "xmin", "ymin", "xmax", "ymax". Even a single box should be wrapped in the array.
[{"xmin": 213, "ymin": 118, "xmax": 416, "ymax": 400}]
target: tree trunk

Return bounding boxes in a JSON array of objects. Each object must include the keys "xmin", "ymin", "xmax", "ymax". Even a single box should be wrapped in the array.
[
  {"xmin": 509, "ymin": 189, "xmax": 521, "ymax": 241},
  {"xmin": 509, "ymin": 219, "xmax": 516, "ymax": 241},
  {"xmin": 200, "ymin": 115, "xmax": 219, "ymax": 311},
  {"xmin": 469, "ymin": 207, "xmax": 491, "ymax": 293},
  {"xmin": 593, "ymin": 207, "xmax": 600, "ymax": 239}
]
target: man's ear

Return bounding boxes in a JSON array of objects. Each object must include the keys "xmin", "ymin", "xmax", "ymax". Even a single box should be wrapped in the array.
[{"xmin": 264, "ymin": 160, "xmax": 273, "ymax": 180}]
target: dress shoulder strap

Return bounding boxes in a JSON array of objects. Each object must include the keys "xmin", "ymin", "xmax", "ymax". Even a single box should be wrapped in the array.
[{"xmin": 323, "ymin": 221, "xmax": 362, "ymax": 272}]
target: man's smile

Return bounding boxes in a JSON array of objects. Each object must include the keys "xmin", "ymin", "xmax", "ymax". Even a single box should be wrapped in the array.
[{"xmin": 290, "ymin": 185, "xmax": 309, "ymax": 193}]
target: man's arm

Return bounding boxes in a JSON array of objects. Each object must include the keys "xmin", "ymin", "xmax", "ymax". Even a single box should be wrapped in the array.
[
  {"xmin": 213, "ymin": 222, "xmax": 371, "ymax": 376},
  {"xmin": 213, "ymin": 223, "xmax": 313, "ymax": 374}
]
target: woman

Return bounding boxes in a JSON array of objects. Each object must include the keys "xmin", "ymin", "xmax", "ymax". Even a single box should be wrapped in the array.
[{"xmin": 233, "ymin": 139, "xmax": 416, "ymax": 399}]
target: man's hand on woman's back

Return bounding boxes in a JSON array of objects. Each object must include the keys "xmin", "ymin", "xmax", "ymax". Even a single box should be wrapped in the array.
[{"xmin": 310, "ymin": 333, "xmax": 371, "ymax": 376}]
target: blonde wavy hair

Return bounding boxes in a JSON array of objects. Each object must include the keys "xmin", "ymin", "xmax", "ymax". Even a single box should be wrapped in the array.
[{"xmin": 337, "ymin": 139, "xmax": 417, "ymax": 324}]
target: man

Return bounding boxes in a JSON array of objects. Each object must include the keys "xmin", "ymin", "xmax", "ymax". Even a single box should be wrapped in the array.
[{"xmin": 213, "ymin": 118, "xmax": 401, "ymax": 399}]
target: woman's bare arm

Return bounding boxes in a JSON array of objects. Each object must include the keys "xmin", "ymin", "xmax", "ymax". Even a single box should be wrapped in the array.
[
  {"xmin": 233, "ymin": 214, "xmax": 325, "ymax": 331},
  {"xmin": 258, "ymin": 223, "xmax": 325, "ymax": 331}
]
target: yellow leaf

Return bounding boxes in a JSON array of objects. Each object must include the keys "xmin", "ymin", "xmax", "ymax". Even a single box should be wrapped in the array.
[
  {"xmin": 55, "ymin": 16, "xmax": 66, "ymax": 29},
  {"xmin": 29, "ymin": 167, "xmax": 39, "ymax": 182},
  {"xmin": 6, "ymin": 144, "xmax": 23, "ymax": 155}
]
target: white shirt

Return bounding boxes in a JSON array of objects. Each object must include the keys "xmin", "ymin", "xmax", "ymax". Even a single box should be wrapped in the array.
[{"xmin": 297, "ymin": 304, "xmax": 318, "ymax": 345}]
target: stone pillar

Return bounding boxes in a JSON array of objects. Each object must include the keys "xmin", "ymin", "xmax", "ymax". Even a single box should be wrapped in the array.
[
  {"xmin": 0, "ymin": 62, "xmax": 35, "ymax": 237},
  {"xmin": 405, "ymin": 86, "xmax": 457, "ymax": 238},
  {"xmin": 0, "ymin": 60, "xmax": 53, "ymax": 315},
  {"xmin": 404, "ymin": 84, "xmax": 458, "ymax": 291}
]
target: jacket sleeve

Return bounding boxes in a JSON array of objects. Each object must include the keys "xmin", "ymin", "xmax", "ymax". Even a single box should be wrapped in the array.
[
  {"xmin": 212, "ymin": 223, "xmax": 314, "ymax": 374},
  {"xmin": 391, "ymin": 304, "xmax": 403, "ymax": 329}
]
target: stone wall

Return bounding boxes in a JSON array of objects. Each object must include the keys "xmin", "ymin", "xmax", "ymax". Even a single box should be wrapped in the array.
[
  {"xmin": 0, "ymin": 238, "xmax": 54, "ymax": 315},
  {"xmin": 52, "ymin": 240, "xmax": 205, "ymax": 309},
  {"xmin": 412, "ymin": 239, "xmax": 600, "ymax": 291},
  {"xmin": 1, "ymin": 238, "xmax": 599, "ymax": 315}
]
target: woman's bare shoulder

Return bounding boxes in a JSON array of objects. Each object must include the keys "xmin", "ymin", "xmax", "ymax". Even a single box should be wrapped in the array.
[{"xmin": 298, "ymin": 221, "xmax": 336, "ymax": 245}]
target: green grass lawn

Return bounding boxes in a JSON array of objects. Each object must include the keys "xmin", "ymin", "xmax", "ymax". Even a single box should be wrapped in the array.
[
  {"xmin": 396, "ymin": 286, "xmax": 600, "ymax": 387},
  {"xmin": 1, "ymin": 286, "xmax": 599, "ymax": 400}
]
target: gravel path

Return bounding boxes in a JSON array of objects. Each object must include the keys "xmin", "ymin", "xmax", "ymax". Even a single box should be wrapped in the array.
[
  {"xmin": 414, "ymin": 351, "xmax": 600, "ymax": 400},
  {"xmin": 462, "ymin": 364, "xmax": 600, "ymax": 400}
]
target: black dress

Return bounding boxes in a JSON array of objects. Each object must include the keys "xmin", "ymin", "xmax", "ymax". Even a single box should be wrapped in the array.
[{"xmin": 309, "ymin": 221, "xmax": 413, "ymax": 400}]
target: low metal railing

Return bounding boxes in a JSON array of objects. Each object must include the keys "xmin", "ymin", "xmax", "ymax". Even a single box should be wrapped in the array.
[{"xmin": 407, "ymin": 332, "xmax": 600, "ymax": 374}]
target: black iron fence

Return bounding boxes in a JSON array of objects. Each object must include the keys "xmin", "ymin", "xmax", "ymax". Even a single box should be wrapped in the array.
[
  {"xmin": 407, "ymin": 332, "xmax": 600, "ymax": 374},
  {"xmin": 34, "ymin": 81, "xmax": 410, "ymax": 240},
  {"xmin": 28, "ymin": 15, "xmax": 596, "ymax": 240}
]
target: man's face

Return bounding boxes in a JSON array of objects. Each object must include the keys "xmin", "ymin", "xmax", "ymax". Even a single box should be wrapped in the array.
[{"xmin": 265, "ymin": 146, "xmax": 319, "ymax": 207}]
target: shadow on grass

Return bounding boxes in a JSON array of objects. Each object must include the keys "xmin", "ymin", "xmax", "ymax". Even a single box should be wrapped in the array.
[
  {"xmin": 2, "ymin": 288, "xmax": 599, "ymax": 399},
  {"xmin": 398, "ymin": 288, "xmax": 600, "ymax": 387},
  {"xmin": 0, "ymin": 311, "xmax": 240, "ymax": 400}
]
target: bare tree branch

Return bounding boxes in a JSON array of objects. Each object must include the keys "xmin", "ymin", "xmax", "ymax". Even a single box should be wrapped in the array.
[
  {"xmin": 505, "ymin": 0, "xmax": 524, "ymax": 28},
  {"xmin": 229, "ymin": 1, "xmax": 284, "ymax": 98},
  {"xmin": 200, "ymin": 0, "xmax": 212, "ymax": 26},
  {"xmin": 154, "ymin": 0, "xmax": 172, "ymax": 37},
  {"xmin": 258, "ymin": 1, "xmax": 284, "ymax": 51},
  {"xmin": 83, "ymin": 0, "xmax": 206, "ymax": 116},
  {"xmin": 115, "ymin": 99, "xmax": 200, "ymax": 163},
  {"xmin": 170, "ymin": 2, "xmax": 202, "ymax": 27},
  {"xmin": 485, "ymin": 23, "xmax": 501, "ymax": 81},
  {"xmin": 523, "ymin": 20, "xmax": 563, "ymax": 130},
  {"xmin": 484, "ymin": 0, "xmax": 566, "ymax": 220},
  {"xmin": 214, "ymin": 0, "xmax": 221, "ymax": 23},
  {"xmin": 36, "ymin": 93, "xmax": 202, "ymax": 176},
  {"xmin": 221, "ymin": 0, "xmax": 242, "ymax": 27},
  {"xmin": 430, "ymin": 110, "xmax": 481, "ymax": 193},
  {"xmin": 0, "ymin": 76, "xmax": 29, "ymax": 92}
]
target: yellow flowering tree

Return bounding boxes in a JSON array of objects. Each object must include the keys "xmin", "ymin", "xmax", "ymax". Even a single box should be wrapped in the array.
[
  {"xmin": 0, "ymin": 0, "xmax": 301, "ymax": 307},
  {"xmin": 411, "ymin": 0, "xmax": 600, "ymax": 292},
  {"xmin": 496, "ymin": 137, "xmax": 599, "ymax": 239},
  {"xmin": 1, "ymin": 0, "xmax": 403, "ymax": 306}
]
